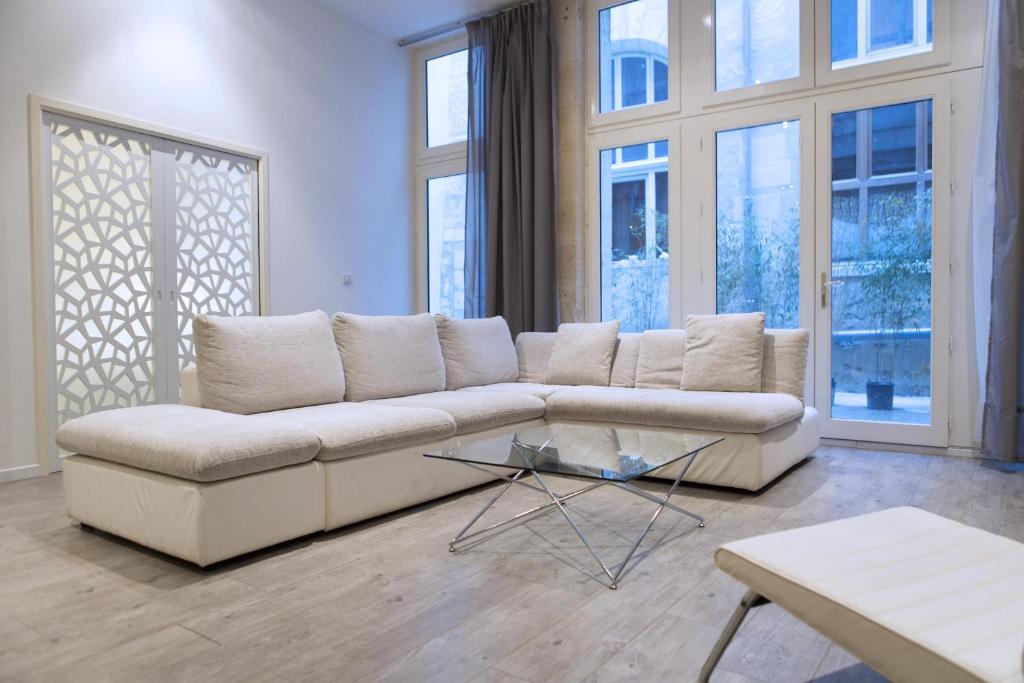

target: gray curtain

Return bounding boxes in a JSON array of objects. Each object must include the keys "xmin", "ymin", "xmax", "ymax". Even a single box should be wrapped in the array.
[
  {"xmin": 464, "ymin": 0, "xmax": 557, "ymax": 337},
  {"xmin": 982, "ymin": 0, "xmax": 1024, "ymax": 462}
]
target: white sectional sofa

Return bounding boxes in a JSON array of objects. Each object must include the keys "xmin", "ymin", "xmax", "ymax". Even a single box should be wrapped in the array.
[{"xmin": 58, "ymin": 311, "xmax": 819, "ymax": 566}]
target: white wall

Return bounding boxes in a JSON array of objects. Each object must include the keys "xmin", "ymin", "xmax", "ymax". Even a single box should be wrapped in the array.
[{"xmin": 0, "ymin": 0, "xmax": 413, "ymax": 480}]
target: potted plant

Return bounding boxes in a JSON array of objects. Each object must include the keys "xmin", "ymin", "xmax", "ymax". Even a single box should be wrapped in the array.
[{"xmin": 856, "ymin": 190, "xmax": 931, "ymax": 410}]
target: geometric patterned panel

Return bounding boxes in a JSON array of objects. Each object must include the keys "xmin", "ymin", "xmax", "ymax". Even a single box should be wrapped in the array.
[
  {"xmin": 172, "ymin": 146, "xmax": 257, "ymax": 375},
  {"xmin": 49, "ymin": 119, "xmax": 156, "ymax": 427}
]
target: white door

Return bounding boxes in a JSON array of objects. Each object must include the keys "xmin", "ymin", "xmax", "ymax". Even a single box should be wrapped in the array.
[
  {"xmin": 42, "ymin": 113, "xmax": 260, "ymax": 470},
  {"xmin": 813, "ymin": 78, "xmax": 950, "ymax": 447}
]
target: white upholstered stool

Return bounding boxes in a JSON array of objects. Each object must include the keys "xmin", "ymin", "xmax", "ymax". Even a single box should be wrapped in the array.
[{"xmin": 699, "ymin": 506, "xmax": 1024, "ymax": 683}]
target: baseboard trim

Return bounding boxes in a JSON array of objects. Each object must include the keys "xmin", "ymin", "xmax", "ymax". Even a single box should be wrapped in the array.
[
  {"xmin": 0, "ymin": 464, "xmax": 41, "ymax": 483},
  {"xmin": 820, "ymin": 438, "xmax": 979, "ymax": 458}
]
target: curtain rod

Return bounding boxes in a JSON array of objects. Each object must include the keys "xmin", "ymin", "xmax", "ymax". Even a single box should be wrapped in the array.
[{"xmin": 396, "ymin": 0, "xmax": 536, "ymax": 47}]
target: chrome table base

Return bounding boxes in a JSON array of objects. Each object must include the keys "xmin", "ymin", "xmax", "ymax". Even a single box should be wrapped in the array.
[{"xmin": 446, "ymin": 452, "xmax": 703, "ymax": 590}]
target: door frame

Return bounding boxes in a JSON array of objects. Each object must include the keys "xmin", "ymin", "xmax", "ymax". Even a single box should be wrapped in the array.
[
  {"xmin": 812, "ymin": 76, "xmax": 951, "ymax": 447},
  {"xmin": 694, "ymin": 99, "xmax": 817, "ymax": 403},
  {"xmin": 29, "ymin": 96, "xmax": 269, "ymax": 473}
]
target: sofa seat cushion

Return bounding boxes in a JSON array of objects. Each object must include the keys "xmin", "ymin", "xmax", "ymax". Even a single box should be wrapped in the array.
[
  {"xmin": 56, "ymin": 404, "xmax": 321, "ymax": 482},
  {"xmin": 544, "ymin": 387, "xmax": 804, "ymax": 434},
  {"xmin": 267, "ymin": 403, "xmax": 456, "ymax": 461},
  {"xmin": 369, "ymin": 391, "xmax": 546, "ymax": 435},
  {"xmin": 458, "ymin": 382, "xmax": 566, "ymax": 399}
]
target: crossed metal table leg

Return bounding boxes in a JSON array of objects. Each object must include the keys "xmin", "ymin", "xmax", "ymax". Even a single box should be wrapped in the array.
[{"xmin": 447, "ymin": 453, "xmax": 703, "ymax": 589}]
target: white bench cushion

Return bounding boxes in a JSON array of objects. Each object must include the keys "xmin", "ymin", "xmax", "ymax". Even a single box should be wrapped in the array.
[
  {"xmin": 544, "ymin": 386, "xmax": 804, "ymax": 434},
  {"xmin": 610, "ymin": 332, "xmax": 642, "ymax": 388},
  {"xmin": 683, "ymin": 312, "xmax": 765, "ymax": 392},
  {"xmin": 267, "ymin": 403, "xmax": 456, "ymax": 462},
  {"xmin": 56, "ymin": 404, "xmax": 321, "ymax": 482},
  {"xmin": 716, "ymin": 507, "xmax": 1024, "ymax": 683},
  {"xmin": 544, "ymin": 321, "xmax": 620, "ymax": 386},
  {"xmin": 369, "ymin": 391, "xmax": 545, "ymax": 435}
]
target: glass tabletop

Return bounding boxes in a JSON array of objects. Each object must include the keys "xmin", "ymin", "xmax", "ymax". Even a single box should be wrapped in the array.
[{"xmin": 424, "ymin": 423, "xmax": 724, "ymax": 483}]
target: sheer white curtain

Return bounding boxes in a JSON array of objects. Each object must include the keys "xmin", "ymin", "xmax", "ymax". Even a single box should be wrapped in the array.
[{"xmin": 971, "ymin": 0, "xmax": 1000, "ymax": 444}]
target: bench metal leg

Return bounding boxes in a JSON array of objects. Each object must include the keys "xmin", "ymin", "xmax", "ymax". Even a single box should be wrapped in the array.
[{"xmin": 697, "ymin": 589, "xmax": 770, "ymax": 683}]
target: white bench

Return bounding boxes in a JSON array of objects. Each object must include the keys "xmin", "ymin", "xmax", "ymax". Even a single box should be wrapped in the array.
[{"xmin": 699, "ymin": 507, "xmax": 1024, "ymax": 683}]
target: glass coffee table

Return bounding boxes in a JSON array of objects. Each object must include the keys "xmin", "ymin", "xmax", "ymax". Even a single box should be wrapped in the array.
[{"xmin": 424, "ymin": 423, "xmax": 723, "ymax": 589}]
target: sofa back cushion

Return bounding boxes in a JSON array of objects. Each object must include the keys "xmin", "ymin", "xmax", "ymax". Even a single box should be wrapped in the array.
[
  {"xmin": 332, "ymin": 312, "xmax": 446, "ymax": 401},
  {"xmin": 762, "ymin": 328, "xmax": 809, "ymax": 402},
  {"xmin": 682, "ymin": 312, "xmax": 765, "ymax": 392},
  {"xmin": 515, "ymin": 332, "xmax": 556, "ymax": 382},
  {"xmin": 545, "ymin": 321, "xmax": 621, "ymax": 386},
  {"xmin": 434, "ymin": 315, "xmax": 519, "ymax": 390},
  {"xmin": 193, "ymin": 310, "xmax": 345, "ymax": 414},
  {"xmin": 634, "ymin": 330, "xmax": 687, "ymax": 389},
  {"xmin": 609, "ymin": 333, "xmax": 642, "ymax": 388}
]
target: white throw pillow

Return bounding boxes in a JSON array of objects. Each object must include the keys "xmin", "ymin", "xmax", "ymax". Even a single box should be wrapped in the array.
[
  {"xmin": 332, "ymin": 312, "xmax": 446, "ymax": 401},
  {"xmin": 609, "ymin": 333, "xmax": 642, "ymax": 388},
  {"xmin": 634, "ymin": 329, "xmax": 687, "ymax": 389},
  {"xmin": 544, "ymin": 321, "xmax": 620, "ymax": 386},
  {"xmin": 434, "ymin": 315, "xmax": 519, "ymax": 390},
  {"xmin": 193, "ymin": 310, "xmax": 345, "ymax": 414},
  {"xmin": 682, "ymin": 312, "xmax": 766, "ymax": 392}
]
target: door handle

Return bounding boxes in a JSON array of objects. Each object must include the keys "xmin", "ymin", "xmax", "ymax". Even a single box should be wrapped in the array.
[{"xmin": 820, "ymin": 273, "xmax": 844, "ymax": 308}]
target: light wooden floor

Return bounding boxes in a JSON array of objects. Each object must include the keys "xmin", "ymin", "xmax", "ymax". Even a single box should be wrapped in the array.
[{"xmin": 2, "ymin": 446, "xmax": 1022, "ymax": 682}]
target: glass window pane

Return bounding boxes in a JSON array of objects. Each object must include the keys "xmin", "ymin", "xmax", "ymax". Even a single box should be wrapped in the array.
[
  {"xmin": 831, "ymin": 0, "xmax": 858, "ymax": 62},
  {"xmin": 870, "ymin": 0, "xmax": 914, "ymax": 52},
  {"xmin": 829, "ymin": 100, "xmax": 933, "ymax": 425},
  {"xmin": 599, "ymin": 0, "xmax": 668, "ymax": 113},
  {"xmin": 653, "ymin": 140, "xmax": 668, "ymax": 158},
  {"xmin": 871, "ymin": 102, "xmax": 917, "ymax": 176},
  {"xmin": 715, "ymin": 0, "xmax": 800, "ymax": 92},
  {"xmin": 832, "ymin": 0, "xmax": 932, "ymax": 69},
  {"xmin": 653, "ymin": 59, "xmax": 668, "ymax": 101},
  {"xmin": 600, "ymin": 140, "xmax": 670, "ymax": 331},
  {"xmin": 621, "ymin": 142, "xmax": 649, "ymax": 162},
  {"xmin": 427, "ymin": 174, "xmax": 466, "ymax": 317},
  {"xmin": 426, "ymin": 50, "xmax": 468, "ymax": 148},
  {"xmin": 832, "ymin": 111, "xmax": 858, "ymax": 180},
  {"xmin": 716, "ymin": 120, "xmax": 801, "ymax": 328}
]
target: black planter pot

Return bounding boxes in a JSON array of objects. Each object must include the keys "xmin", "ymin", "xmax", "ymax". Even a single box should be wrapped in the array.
[{"xmin": 866, "ymin": 381, "xmax": 895, "ymax": 411}]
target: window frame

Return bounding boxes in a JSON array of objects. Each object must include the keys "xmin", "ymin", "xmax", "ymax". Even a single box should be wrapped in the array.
[
  {"xmin": 695, "ymin": 101, "xmax": 816, "ymax": 398},
  {"xmin": 814, "ymin": 0, "xmax": 951, "ymax": 88},
  {"xmin": 414, "ymin": 36, "xmax": 470, "ymax": 163},
  {"xmin": 685, "ymin": 0, "xmax": 816, "ymax": 109},
  {"xmin": 586, "ymin": 120, "xmax": 682, "ymax": 328},
  {"xmin": 413, "ymin": 37, "xmax": 469, "ymax": 313},
  {"xmin": 586, "ymin": 0, "xmax": 682, "ymax": 129}
]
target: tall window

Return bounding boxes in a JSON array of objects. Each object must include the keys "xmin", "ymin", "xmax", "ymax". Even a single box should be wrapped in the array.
[
  {"xmin": 715, "ymin": 0, "xmax": 800, "ymax": 91},
  {"xmin": 831, "ymin": 0, "xmax": 933, "ymax": 69},
  {"xmin": 600, "ymin": 140, "xmax": 670, "ymax": 331},
  {"xmin": 830, "ymin": 100, "xmax": 933, "ymax": 424},
  {"xmin": 599, "ymin": 0, "xmax": 669, "ymax": 113},
  {"xmin": 419, "ymin": 41, "xmax": 469, "ymax": 317},
  {"xmin": 716, "ymin": 120, "xmax": 801, "ymax": 328}
]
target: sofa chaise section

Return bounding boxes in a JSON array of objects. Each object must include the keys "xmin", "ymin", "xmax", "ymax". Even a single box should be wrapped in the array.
[{"xmin": 58, "ymin": 404, "xmax": 326, "ymax": 566}]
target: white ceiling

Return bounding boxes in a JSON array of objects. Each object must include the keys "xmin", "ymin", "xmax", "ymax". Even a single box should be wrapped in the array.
[{"xmin": 318, "ymin": 0, "xmax": 513, "ymax": 43}]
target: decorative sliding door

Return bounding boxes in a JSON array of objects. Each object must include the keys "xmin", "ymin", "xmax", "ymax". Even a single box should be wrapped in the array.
[{"xmin": 39, "ymin": 110, "xmax": 261, "ymax": 471}]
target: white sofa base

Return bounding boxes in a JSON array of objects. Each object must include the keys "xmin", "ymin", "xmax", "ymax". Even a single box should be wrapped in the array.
[
  {"xmin": 62, "ymin": 410, "xmax": 815, "ymax": 566},
  {"xmin": 323, "ymin": 420, "xmax": 544, "ymax": 529},
  {"xmin": 555, "ymin": 407, "xmax": 819, "ymax": 491},
  {"xmin": 64, "ymin": 456, "xmax": 325, "ymax": 567}
]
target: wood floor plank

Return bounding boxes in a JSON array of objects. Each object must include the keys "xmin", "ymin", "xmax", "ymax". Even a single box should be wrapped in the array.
[{"xmin": 0, "ymin": 446, "xmax": 1015, "ymax": 682}]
